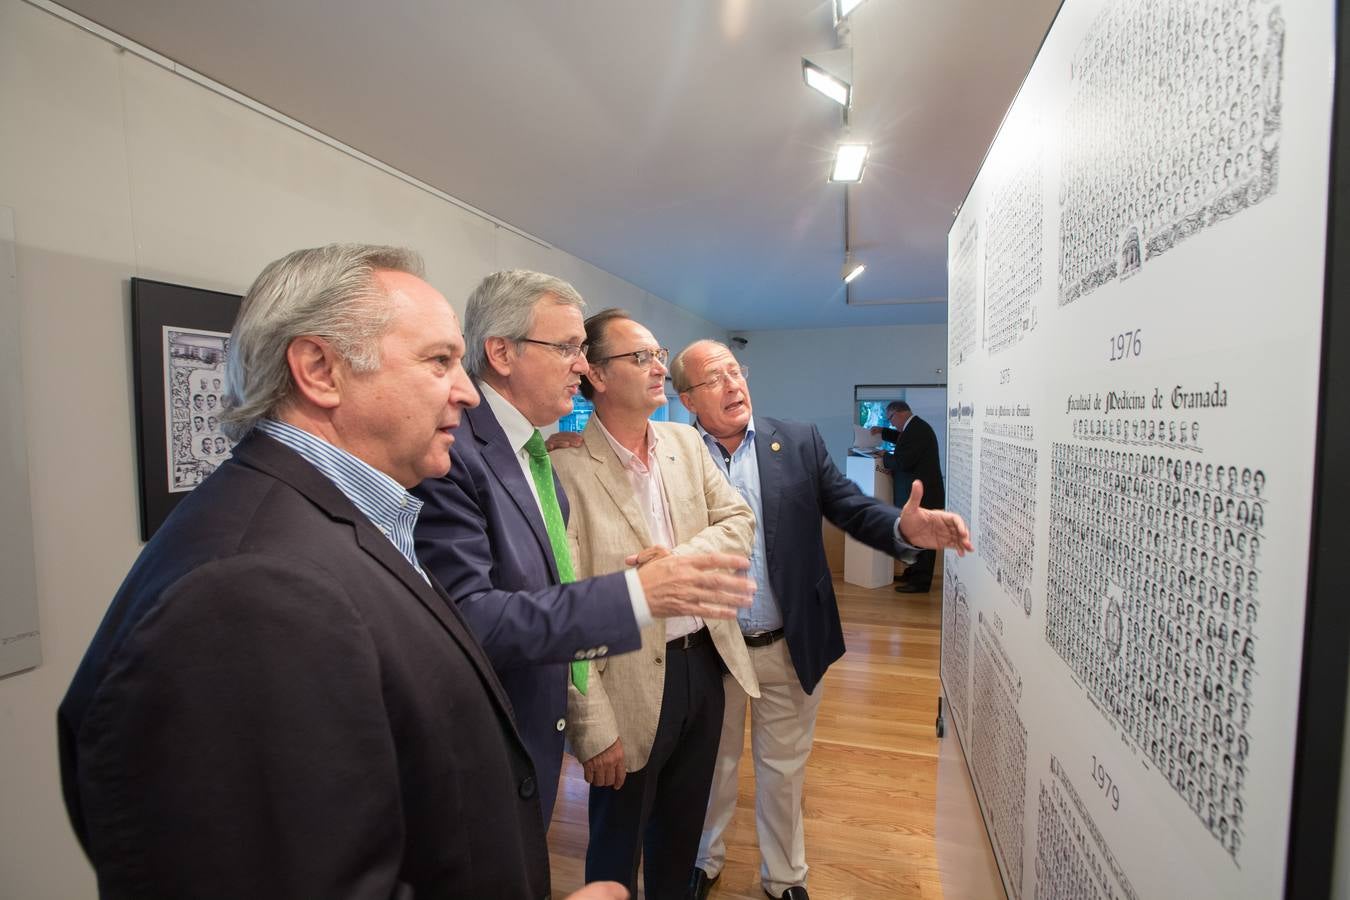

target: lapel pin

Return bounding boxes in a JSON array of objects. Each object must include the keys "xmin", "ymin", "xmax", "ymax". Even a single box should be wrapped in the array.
[{"xmin": 771, "ymin": 441, "xmax": 781, "ymax": 452}]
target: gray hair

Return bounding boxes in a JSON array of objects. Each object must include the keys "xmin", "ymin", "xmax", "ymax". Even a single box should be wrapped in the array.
[
  {"xmin": 668, "ymin": 339, "xmax": 731, "ymax": 393},
  {"xmin": 463, "ymin": 270, "xmax": 586, "ymax": 378},
  {"xmin": 220, "ymin": 243, "xmax": 424, "ymax": 440}
]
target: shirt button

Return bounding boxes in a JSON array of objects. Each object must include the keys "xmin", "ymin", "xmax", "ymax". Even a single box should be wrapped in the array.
[{"xmin": 556, "ymin": 718, "xmax": 566, "ymax": 732}]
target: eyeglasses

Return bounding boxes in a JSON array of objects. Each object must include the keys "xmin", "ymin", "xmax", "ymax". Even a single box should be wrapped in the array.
[
  {"xmin": 519, "ymin": 337, "xmax": 589, "ymax": 360},
  {"xmin": 596, "ymin": 347, "xmax": 670, "ymax": 369},
  {"xmin": 686, "ymin": 365, "xmax": 749, "ymax": 392}
]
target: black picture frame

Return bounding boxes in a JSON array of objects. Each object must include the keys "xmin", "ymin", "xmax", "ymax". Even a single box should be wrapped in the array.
[{"xmin": 130, "ymin": 278, "xmax": 242, "ymax": 541}]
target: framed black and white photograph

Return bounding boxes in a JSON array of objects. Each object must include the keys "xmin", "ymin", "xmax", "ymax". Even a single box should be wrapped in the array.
[{"xmin": 131, "ymin": 278, "xmax": 242, "ymax": 540}]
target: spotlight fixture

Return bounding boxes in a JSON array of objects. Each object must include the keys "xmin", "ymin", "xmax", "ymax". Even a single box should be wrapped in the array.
[
  {"xmin": 835, "ymin": 0, "xmax": 866, "ymax": 20},
  {"xmin": 829, "ymin": 143, "xmax": 869, "ymax": 183},
  {"xmin": 801, "ymin": 53, "xmax": 852, "ymax": 108},
  {"xmin": 842, "ymin": 254, "xmax": 866, "ymax": 284}
]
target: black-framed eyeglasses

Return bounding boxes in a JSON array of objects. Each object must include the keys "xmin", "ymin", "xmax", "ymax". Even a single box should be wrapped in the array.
[
  {"xmin": 595, "ymin": 347, "xmax": 670, "ymax": 369},
  {"xmin": 686, "ymin": 365, "xmax": 749, "ymax": 391},
  {"xmin": 518, "ymin": 337, "xmax": 589, "ymax": 360}
]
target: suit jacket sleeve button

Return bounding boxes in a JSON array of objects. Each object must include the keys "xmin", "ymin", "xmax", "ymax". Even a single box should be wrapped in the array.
[
  {"xmin": 556, "ymin": 718, "xmax": 566, "ymax": 732},
  {"xmin": 519, "ymin": 775, "xmax": 537, "ymax": 800},
  {"xmin": 597, "ymin": 645, "xmax": 609, "ymax": 656}
]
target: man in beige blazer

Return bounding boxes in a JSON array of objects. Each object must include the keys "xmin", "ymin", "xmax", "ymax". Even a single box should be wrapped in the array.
[{"xmin": 552, "ymin": 309, "xmax": 759, "ymax": 900}]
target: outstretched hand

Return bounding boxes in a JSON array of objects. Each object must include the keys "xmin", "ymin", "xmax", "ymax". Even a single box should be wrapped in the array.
[
  {"xmin": 637, "ymin": 552, "xmax": 754, "ymax": 620},
  {"xmin": 898, "ymin": 480, "xmax": 974, "ymax": 555}
]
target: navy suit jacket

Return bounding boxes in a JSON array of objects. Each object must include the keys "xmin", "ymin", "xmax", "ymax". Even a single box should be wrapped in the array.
[
  {"xmin": 413, "ymin": 398, "xmax": 640, "ymax": 824},
  {"xmin": 59, "ymin": 433, "xmax": 550, "ymax": 899},
  {"xmin": 751, "ymin": 417, "xmax": 906, "ymax": 695}
]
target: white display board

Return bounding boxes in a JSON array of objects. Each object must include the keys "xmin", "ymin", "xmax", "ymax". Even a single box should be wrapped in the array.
[{"xmin": 941, "ymin": 1, "xmax": 1334, "ymax": 897}]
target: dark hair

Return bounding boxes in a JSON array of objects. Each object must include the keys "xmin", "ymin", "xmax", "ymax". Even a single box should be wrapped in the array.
[
  {"xmin": 579, "ymin": 308, "xmax": 632, "ymax": 400},
  {"xmin": 885, "ymin": 400, "xmax": 912, "ymax": 415}
]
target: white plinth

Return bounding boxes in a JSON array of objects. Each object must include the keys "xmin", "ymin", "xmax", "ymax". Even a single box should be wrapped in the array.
[{"xmin": 843, "ymin": 455, "xmax": 893, "ymax": 589}]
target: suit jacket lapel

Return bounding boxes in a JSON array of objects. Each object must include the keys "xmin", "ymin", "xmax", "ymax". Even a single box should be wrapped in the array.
[
  {"xmin": 754, "ymin": 419, "xmax": 783, "ymax": 568},
  {"xmin": 233, "ymin": 433, "xmax": 524, "ymax": 730},
  {"xmin": 466, "ymin": 401, "xmax": 561, "ymax": 582},
  {"xmin": 582, "ymin": 419, "xmax": 653, "ymax": 546}
]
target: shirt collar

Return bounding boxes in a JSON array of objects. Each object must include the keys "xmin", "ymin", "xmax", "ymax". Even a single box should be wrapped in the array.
[
  {"xmin": 478, "ymin": 379, "xmax": 538, "ymax": 455},
  {"xmin": 593, "ymin": 413, "xmax": 660, "ymax": 471},
  {"xmin": 695, "ymin": 416, "xmax": 756, "ymax": 453},
  {"xmin": 254, "ymin": 419, "xmax": 425, "ymax": 574}
]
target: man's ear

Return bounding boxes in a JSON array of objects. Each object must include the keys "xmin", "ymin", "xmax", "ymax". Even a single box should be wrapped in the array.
[
  {"xmin": 484, "ymin": 337, "xmax": 515, "ymax": 378},
  {"xmin": 286, "ymin": 336, "xmax": 343, "ymax": 410},
  {"xmin": 584, "ymin": 362, "xmax": 607, "ymax": 397}
]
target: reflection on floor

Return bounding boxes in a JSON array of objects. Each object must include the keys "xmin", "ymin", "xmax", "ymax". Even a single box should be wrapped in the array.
[{"xmin": 547, "ymin": 572, "xmax": 1005, "ymax": 899}]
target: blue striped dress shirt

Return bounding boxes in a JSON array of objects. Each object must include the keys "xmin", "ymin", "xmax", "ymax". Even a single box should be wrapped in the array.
[{"xmin": 255, "ymin": 419, "xmax": 429, "ymax": 583}]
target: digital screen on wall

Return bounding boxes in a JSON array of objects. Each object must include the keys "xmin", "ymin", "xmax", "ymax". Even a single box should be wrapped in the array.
[{"xmin": 940, "ymin": 0, "xmax": 1336, "ymax": 897}]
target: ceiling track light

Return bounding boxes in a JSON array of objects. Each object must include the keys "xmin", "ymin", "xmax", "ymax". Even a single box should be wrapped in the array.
[
  {"xmin": 801, "ymin": 54, "xmax": 852, "ymax": 108},
  {"xmin": 842, "ymin": 253, "xmax": 866, "ymax": 284},
  {"xmin": 830, "ymin": 142, "xmax": 869, "ymax": 183}
]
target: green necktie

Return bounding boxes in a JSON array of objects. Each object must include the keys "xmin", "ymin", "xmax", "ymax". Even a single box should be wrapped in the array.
[{"xmin": 524, "ymin": 430, "xmax": 587, "ymax": 694}]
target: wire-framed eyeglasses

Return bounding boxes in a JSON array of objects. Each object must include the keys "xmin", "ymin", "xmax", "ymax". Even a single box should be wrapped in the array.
[
  {"xmin": 518, "ymin": 337, "xmax": 589, "ymax": 360},
  {"xmin": 596, "ymin": 347, "xmax": 670, "ymax": 369},
  {"xmin": 686, "ymin": 365, "xmax": 749, "ymax": 391}
]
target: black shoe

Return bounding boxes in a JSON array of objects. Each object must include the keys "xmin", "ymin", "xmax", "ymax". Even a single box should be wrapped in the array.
[
  {"xmin": 689, "ymin": 867, "xmax": 719, "ymax": 900},
  {"xmin": 894, "ymin": 582, "xmax": 932, "ymax": 593},
  {"xmin": 765, "ymin": 887, "xmax": 810, "ymax": 900}
]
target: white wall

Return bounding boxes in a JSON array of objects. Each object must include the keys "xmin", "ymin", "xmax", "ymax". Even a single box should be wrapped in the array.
[
  {"xmin": 0, "ymin": 3, "xmax": 724, "ymax": 896},
  {"xmin": 726, "ymin": 323, "xmax": 949, "ymax": 466}
]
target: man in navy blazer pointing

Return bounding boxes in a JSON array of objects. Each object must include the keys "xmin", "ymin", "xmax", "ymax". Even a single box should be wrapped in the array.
[
  {"xmin": 414, "ymin": 272, "xmax": 754, "ymax": 827},
  {"xmin": 671, "ymin": 340, "xmax": 973, "ymax": 900}
]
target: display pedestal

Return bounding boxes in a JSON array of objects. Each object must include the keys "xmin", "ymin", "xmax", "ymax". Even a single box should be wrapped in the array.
[{"xmin": 843, "ymin": 455, "xmax": 893, "ymax": 589}]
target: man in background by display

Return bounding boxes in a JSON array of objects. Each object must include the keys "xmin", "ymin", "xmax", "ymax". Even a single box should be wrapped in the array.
[
  {"xmin": 552, "ymin": 311, "xmax": 759, "ymax": 900},
  {"xmin": 413, "ymin": 271, "xmax": 755, "ymax": 828},
  {"xmin": 872, "ymin": 399, "xmax": 946, "ymax": 593},
  {"xmin": 58, "ymin": 243, "xmax": 625, "ymax": 899},
  {"xmin": 671, "ymin": 340, "xmax": 972, "ymax": 900}
]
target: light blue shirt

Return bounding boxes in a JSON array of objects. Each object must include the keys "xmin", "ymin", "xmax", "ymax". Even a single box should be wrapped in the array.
[
  {"xmin": 696, "ymin": 417, "xmax": 782, "ymax": 635},
  {"xmin": 255, "ymin": 419, "xmax": 428, "ymax": 583}
]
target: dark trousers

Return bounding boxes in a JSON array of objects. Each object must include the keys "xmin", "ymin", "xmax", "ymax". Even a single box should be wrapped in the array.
[
  {"xmin": 585, "ymin": 631, "xmax": 726, "ymax": 900},
  {"xmin": 906, "ymin": 547, "xmax": 936, "ymax": 589}
]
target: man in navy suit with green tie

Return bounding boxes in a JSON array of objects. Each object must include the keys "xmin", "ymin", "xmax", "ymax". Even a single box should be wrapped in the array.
[{"xmin": 414, "ymin": 272, "xmax": 755, "ymax": 827}]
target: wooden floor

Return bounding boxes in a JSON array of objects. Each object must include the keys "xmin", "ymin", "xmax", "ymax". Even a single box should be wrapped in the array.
[{"xmin": 547, "ymin": 568, "xmax": 1005, "ymax": 899}]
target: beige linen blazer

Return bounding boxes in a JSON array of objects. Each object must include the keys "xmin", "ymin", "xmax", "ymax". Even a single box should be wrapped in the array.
[{"xmin": 554, "ymin": 418, "xmax": 760, "ymax": 771}]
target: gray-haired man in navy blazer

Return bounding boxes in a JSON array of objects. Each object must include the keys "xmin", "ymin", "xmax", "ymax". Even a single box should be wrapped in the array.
[
  {"xmin": 671, "ymin": 340, "xmax": 972, "ymax": 900},
  {"xmin": 413, "ymin": 271, "xmax": 755, "ymax": 828}
]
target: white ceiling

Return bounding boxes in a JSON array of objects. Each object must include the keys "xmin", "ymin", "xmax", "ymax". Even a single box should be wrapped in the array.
[{"xmin": 58, "ymin": 0, "xmax": 1062, "ymax": 331}]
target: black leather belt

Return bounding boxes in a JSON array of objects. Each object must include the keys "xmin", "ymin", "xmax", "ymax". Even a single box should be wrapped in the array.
[
  {"xmin": 743, "ymin": 628, "xmax": 785, "ymax": 648},
  {"xmin": 667, "ymin": 626, "xmax": 711, "ymax": 650}
]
